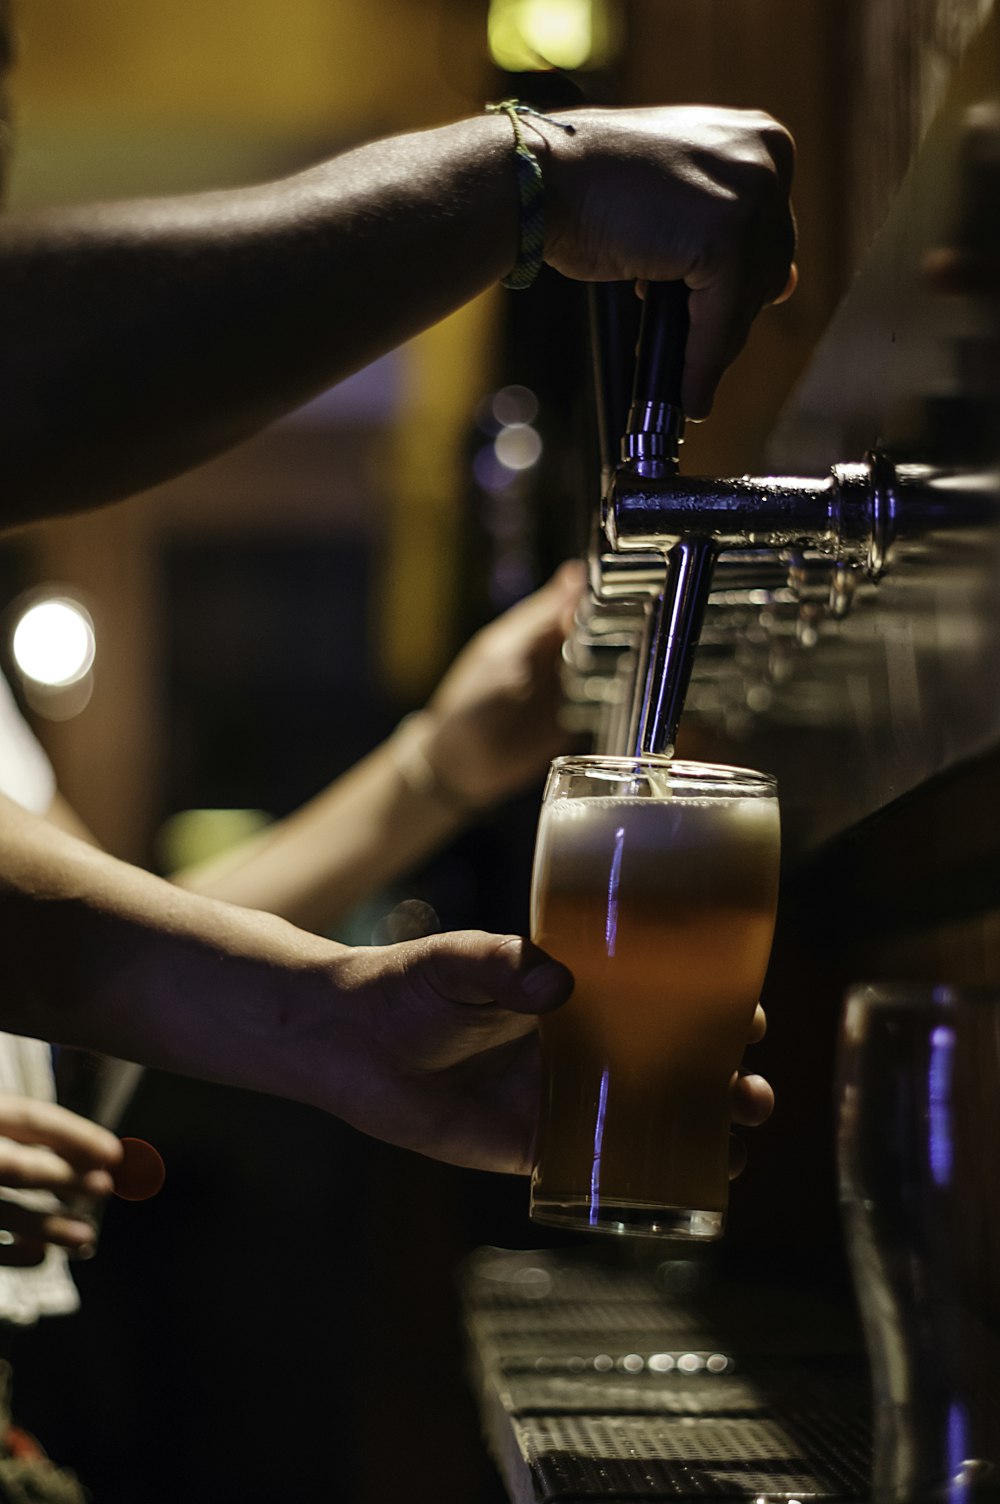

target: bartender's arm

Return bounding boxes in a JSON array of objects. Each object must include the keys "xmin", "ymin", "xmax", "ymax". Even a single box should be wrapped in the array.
[
  {"xmin": 0, "ymin": 103, "xmax": 794, "ymax": 525},
  {"xmin": 0, "ymin": 574, "xmax": 575, "ymax": 1179},
  {"xmin": 0, "ymin": 794, "xmax": 772, "ymax": 1178},
  {"xmin": 172, "ymin": 562, "xmax": 582, "ymax": 930},
  {"xmin": 0, "ymin": 787, "xmax": 574, "ymax": 1176}
]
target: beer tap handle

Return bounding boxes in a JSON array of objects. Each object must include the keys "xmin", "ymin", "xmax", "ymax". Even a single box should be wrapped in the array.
[
  {"xmin": 634, "ymin": 281, "xmax": 689, "ymax": 410},
  {"xmin": 624, "ymin": 281, "xmax": 690, "ymax": 476}
]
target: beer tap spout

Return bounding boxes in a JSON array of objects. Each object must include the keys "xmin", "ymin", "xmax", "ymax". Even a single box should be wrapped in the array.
[{"xmin": 629, "ymin": 536, "xmax": 718, "ymax": 757}]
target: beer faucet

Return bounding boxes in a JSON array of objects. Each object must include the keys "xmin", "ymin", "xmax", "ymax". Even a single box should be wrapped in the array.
[{"xmin": 584, "ymin": 282, "xmax": 980, "ymax": 756}]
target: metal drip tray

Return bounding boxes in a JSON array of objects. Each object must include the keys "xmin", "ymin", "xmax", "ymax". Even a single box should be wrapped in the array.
[
  {"xmin": 461, "ymin": 1250, "xmax": 871, "ymax": 1503},
  {"xmin": 522, "ymin": 1412, "xmax": 869, "ymax": 1500}
]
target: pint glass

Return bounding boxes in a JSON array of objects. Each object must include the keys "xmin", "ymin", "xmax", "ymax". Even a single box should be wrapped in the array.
[
  {"xmin": 529, "ymin": 755, "xmax": 780, "ymax": 1239},
  {"xmin": 837, "ymin": 984, "xmax": 1000, "ymax": 1503}
]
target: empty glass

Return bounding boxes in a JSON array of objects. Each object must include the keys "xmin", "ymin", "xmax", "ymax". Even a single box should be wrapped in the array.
[{"xmin": 837, "ymin": 983, "xmax": 1000, "ymax": 1503}]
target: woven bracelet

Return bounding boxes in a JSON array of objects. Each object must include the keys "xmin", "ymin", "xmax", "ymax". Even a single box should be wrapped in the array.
[{"xmin": 486, "ymin": 99, "xmax": 573, "ymax": 291}]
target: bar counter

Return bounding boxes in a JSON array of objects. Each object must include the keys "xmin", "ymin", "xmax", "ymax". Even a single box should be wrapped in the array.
[{"xmin": 461, "ymin": 1246, "xmax": 872, "ymax": 1504}]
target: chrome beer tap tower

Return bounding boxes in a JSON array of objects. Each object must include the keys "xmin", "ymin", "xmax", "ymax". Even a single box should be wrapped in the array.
[{"xmin": 573, "ymin": 281, "xmax": 992, "ymax": 761}]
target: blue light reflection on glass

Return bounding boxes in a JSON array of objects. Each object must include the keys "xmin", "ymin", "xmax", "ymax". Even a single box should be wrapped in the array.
[
  {"xmin": 589, "ymin": 1067, "xmax": 610, "ymax": 1224},
  {"xmin": 946, "ymin": 1400, "xmax": 970, "ymax": 1502},
  {"xmin": 591, "ymin": 827, "xmax": 624, "ymax": 1220},
  {"xmin": 929, "ymin": 1024, "xmax": 956, "ymax": 1188},
  {"xmin": 606, "ymin": 825, "xmax": 625, "ymax": 957}
]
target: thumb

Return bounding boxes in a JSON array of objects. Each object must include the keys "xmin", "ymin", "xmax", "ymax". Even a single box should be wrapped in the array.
[
  {"xmin": 526, "ymin": 559, "xmax": 586, "ymax": 645},
  {"xmin": 409, "ymin": 931, "xmax": 573, "ymax": 1015}
]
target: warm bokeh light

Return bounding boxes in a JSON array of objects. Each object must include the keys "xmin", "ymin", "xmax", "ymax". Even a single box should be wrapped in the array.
[
  {"xmin": 488, "ymin": 0, "xmax": 620, "ymax": 72},
  {"xmin": 11, "ymin": 597, "xmax": 96, "ymax": 687}
]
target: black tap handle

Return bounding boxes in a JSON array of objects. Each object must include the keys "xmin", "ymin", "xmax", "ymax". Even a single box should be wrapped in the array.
[
  {"xmin": 632, "ymin": 281, "xmax": 690, "ymax": 410},
  {"xmin": 624, "ymin": 282, "xmax": 690, "ymax": 475}
]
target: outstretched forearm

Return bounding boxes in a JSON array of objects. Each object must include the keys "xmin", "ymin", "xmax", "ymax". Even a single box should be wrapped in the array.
[
  {"xmin": 0, "ymin": 791, "xmax": 343, "ymax": 1095},
  {"xmin": 1, "ymin": 104, "xmax": 796, "ymax": 525},
  {"xmin": 173, "ymin": 720, "xmax": 466, "ymax": 933},
  {"xmin": 175, "ymin": 563, "xmax": 582, "ymax": 932},
  {"xmin": 0, "ymin": 789, "xmax": 577, "ymax": 1174},
  {"xmin": 0, "ymin": 115, "xmax": 516, "ymax": 524}
]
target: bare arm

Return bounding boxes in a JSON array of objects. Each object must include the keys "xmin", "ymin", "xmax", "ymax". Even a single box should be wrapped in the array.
[
  {"xmin": 0, "ymin": 790, "xmax": 576, "ymax": 1173},
  {"xmin": 175, "ymin": 563, "xmax": 582, "ymax": 930},
  {"xmin": 1, "ymin": 117, "xmax": 516, "ymax": 522},
  {"xmin": 45, "ymin": 703, "xmax": 472, "ymax": 934},
  {"xmin": 172, "ymin": 732, "xmax": 470, "ymax": 934},
  {"xmin": 0, "ymin": 107, "xmax": 795, "ymax": 525}
]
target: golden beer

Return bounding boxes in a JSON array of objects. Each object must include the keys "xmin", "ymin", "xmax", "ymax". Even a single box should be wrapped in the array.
[{"xmin": 529, "ymin": 757, "xmax": 780, "ymax": 1238}]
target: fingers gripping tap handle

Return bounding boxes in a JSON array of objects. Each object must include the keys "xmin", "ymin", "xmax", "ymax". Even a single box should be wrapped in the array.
[{"xmin": 623, "ymin": 281, "xmax": 690, "ymax": 477}]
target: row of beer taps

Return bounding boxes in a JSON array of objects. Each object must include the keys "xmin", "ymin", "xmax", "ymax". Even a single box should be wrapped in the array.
[{"xmin": 568, "ymin": 280, "xmax": 988, "ymax": 757}]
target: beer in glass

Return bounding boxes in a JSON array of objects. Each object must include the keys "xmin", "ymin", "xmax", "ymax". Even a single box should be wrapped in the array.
[{"xmin": 529, "ymin": 755, "xmax": 780, "ymax": 1238}]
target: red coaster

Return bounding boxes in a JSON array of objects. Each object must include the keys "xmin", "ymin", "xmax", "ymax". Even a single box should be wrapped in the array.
[{"xmin": 113, "ymin": 1138, "xmax": 166, "ymax": 1202}]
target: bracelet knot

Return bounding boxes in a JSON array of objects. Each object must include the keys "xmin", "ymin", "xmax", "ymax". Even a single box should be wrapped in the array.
[{"xmin": 486, "ymin": 99, "xmax": 574, "ymax": 291}]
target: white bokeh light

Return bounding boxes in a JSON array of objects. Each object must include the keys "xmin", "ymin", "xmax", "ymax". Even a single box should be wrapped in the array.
[
  {"xmin": 494, "ymin": 423, "xmax": 543, "ymax": 472},
  {"xmin": 492, "ymin": 384, "xmax": 539, "ymax": 428},
  {"xmin": 12, "ymin": 598, "xmax": 96, "ymax": 687}
]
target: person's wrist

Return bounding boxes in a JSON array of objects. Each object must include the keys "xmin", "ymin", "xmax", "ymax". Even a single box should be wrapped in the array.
[
  {"xmin": 259, "ymin": 942, "xmax": 360, "ymax": 1116},
  {"xmin": 389, "ymin": 711, "xmax": 484, "ymax": 817}
]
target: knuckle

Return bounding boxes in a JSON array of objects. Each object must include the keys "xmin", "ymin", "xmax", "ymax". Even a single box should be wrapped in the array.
[
  {"xmin": 768, "ymin": 119, "xmax": 796, "ymax": 155},
  {"xmin": 0, "ymin": 1099, "xmax": 36, "ymax": 1137},
  {"xmin": 0, "ymin": 1152, "xmax": 56, "ymax": 1191},
  {"xmin": 0, "ymin": 1157, "xmax": 25, "ymax": 1189}
]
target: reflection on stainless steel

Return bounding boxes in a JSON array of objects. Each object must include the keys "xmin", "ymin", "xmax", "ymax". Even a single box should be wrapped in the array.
[
  {"xmin": 573, "ymin": 447, "xmax": 997, "ymax": 768},
  {"xmin": 580, "ymin": 258, "xmax": 998, "ymax": 767},
  {"xmin": 624, "ymin": 535, "xmax": 717, "ymax": 758},
  {"xmin": 837, "ymin": 985, "xmax": 1000, "ymax": 1503},
  {"xmin": 603, "ymin": 460, "xmax": 993, "ymax": 564}
]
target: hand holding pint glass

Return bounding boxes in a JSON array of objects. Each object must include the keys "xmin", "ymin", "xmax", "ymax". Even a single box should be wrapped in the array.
[{"xmin": 529, "ymin": 756, "xmax": 780, "ymax": 1238}]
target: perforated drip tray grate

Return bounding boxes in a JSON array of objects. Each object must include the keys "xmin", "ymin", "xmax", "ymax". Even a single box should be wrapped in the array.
[
  {"xmin": 461, "ymin": 1249, "xmax": 872, "ymax": 1501},
  {"xmin": 521, "ymin": 1411, "xmax": 870, "ymax": 1499},
  {"xmin": 501, "ymin": 1359, "xmax": 871, "ymax": 1499},
  {"xmin": 523, "ymin": 1413, "xmax": 866, "ymax": 1497}
]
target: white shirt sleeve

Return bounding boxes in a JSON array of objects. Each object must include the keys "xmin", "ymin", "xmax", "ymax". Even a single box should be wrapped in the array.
[
  {"xmin": 0, "ymin": 668, "xmax": 80, "ymax": 1322},
  {"xmin": 0, "ymin": 670, "xmax": 56, "ymax": 816}
]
